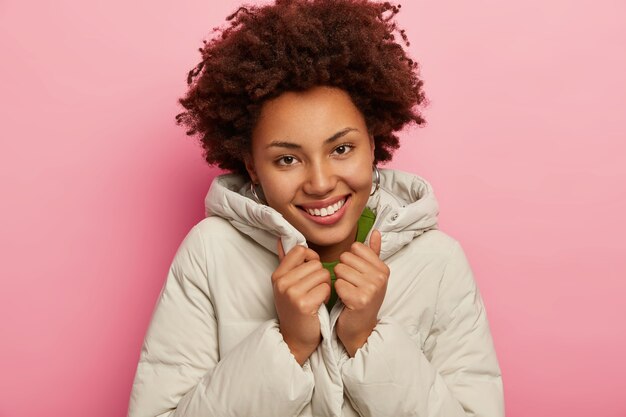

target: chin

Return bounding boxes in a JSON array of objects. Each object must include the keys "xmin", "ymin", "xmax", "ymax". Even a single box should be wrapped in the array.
[
  {"xmin": 305, "ymin": 234, "xmax": 347, "ymax": 248},
  {"xmin": 301, "ymin": 222, "xmax": 354, "ymax": 246}
]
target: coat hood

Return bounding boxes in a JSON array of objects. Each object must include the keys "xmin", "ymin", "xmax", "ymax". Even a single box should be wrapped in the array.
[{"xmin": 204, "ymin": 168, "xmax": 439, "ymax": 260}]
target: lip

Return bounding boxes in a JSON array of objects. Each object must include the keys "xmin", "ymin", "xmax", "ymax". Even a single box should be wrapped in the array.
[
  {"xmin": 297, "ymin": 194, "xmax": 349, "ymax": 210},
  {"xmin": 298, "ymin": 195, "xmax": 351, "ymax": 226}
]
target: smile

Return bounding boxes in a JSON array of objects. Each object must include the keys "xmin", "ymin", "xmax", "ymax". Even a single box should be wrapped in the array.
[
  {"xmin": 297, "ymin": 195, "xmax": 350, "ymax": 225},
  {"xmin": 304, "ymin": 198, "xmax": 345, "ymax": 217}
]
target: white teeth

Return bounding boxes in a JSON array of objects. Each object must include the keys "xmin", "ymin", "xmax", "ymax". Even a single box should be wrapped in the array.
[{"xmin": 304, "ymin": 198, "xmax": 346, "ymax": 217}]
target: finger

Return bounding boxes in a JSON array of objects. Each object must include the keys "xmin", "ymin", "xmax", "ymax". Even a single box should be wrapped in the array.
[
  {"xmin": 274, "ymin": 245, "xmax": 320, "ymax": 277},
  {"xmin": 338, "ymin": 251, "xmax": 371, "ymax": 274},
  {"xmin": 289, "ymin": 268, "xmax": 331, "ymax": 295},
  {"xmin": 302, "ymin": 247, "xmax": 320, "ymax": 262},
  {"xmin": 335, "ymin": 278, "xmax": 375, "ymax": 311},
  {"xmin": 276, "ymin": 260, "xmax": 326, "ymax": 290},
  {"xmin": 333, "ymin": 263, "xmax": 365, "ymax": 287},
  {"xmin": 350, "ymin": 241, "xmax": 382, "ymax": 266},
  {"xmin": 308, "ymin": 282, "xmax": 331, "ymax": 307},
  {"xmin": 334, "ymin": 278, "xmax": 358, "ymax": 309},
  {"xmin": 277, "ymin": 238, "xmax": 285, "ymax": 261},
  {"xmin": 368, "ymin": 229, "xmax": 382, "ymax": 258}
]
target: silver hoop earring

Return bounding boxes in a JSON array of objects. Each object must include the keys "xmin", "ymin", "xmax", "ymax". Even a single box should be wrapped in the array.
[
  {"xmin": 250, "ymin": 182, "xmax": 264, "ymax": 204},
  {"xmin": 370, "ymin": 165, "xmax": 380, "ymax": 196}
]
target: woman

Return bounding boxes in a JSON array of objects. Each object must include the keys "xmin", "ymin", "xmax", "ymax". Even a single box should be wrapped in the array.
[{"xmin": 128, "ymin": 1, "xmax": 504, "ymax": 416}]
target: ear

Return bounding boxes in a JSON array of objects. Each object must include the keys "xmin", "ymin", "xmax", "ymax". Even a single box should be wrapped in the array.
[
  {"xmin": 369, "ymin": 134, "xmax": 376, "ymax": 161},
  {"xmin": 244, "ymin": 153, "xmax": 258, "ymax": 183}
]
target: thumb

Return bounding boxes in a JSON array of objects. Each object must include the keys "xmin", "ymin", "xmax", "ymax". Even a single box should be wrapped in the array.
[
  {"xmin": 277, "ymin": 238, "xmax": 285, "ymax": 261},
  {"xmin": 369, "ymin": 229, "xmax": 382, "ymax": 258}
]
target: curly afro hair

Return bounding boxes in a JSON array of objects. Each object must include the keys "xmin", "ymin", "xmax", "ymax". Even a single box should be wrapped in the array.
[{"xmin": 175, "ymin": 0, "xmax": 427, "ymax": 177}]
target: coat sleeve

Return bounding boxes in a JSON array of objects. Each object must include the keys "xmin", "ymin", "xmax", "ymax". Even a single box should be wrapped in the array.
[
  {"xmin": 127, "ymin": 225, "xmax": 314, "ymax": 417},
  {"xmin": 340, "ymin": 240, "xmax": 504, "ymax": 417}
]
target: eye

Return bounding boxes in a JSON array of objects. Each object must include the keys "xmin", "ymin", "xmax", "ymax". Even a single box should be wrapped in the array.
[
  {"xmin": 275, "ymin": 155, "xmax": 299, "ymax": 166},
  {"xmin": 332, "ymin": 144, "xmax": 354, "ymax": 156}
]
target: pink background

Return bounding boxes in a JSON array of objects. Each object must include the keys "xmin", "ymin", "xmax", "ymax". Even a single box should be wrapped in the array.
[{"xmin": 1, "ymin": 0, "xmax": 625, "ymax": 416}]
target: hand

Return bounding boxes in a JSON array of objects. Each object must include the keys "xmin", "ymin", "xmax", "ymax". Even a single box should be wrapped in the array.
[
  {"xmin": 272, "ymin": 240, "xmax": 331, "ymax": 365},
  {"xmin": 335, "ymin": 229, "xmax": 390, "ymax": 357}
]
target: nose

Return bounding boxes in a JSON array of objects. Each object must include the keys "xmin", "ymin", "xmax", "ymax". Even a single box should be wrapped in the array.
[{"xmin": 302, "ymin": 160, "xmax": 336, "ymax": 196}]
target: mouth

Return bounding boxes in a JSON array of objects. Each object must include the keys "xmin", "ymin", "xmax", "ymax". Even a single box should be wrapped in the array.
[{"xmin": 296, "ymin": 195, "xmax": 351, "ymax": 226}]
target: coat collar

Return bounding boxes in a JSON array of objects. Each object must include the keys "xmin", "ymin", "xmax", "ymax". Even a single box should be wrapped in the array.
[{"xmin": 204, "ymin": 168, "xmax": 439, "ymax": 260}]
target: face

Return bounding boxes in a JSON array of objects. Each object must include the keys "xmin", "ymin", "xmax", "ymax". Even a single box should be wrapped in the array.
[{"xmin": 246, "ymin": 86, "xmax": 375, "ymax": 261}]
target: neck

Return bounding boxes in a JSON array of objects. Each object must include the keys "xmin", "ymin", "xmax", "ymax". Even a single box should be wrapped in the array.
[{"xmin": 308, "ymin": 224, "xmax": 358, "ymax": 262}]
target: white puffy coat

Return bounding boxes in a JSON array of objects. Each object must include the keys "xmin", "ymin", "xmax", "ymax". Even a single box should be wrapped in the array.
[{"xmin": 128, "ymin": 168, "xmax": 504, "ymax": 417}]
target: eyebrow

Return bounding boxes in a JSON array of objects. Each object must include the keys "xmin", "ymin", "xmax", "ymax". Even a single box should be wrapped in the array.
[{"xmin": 265, "ymin": 127, "xmax": 358, "ymax": 149}]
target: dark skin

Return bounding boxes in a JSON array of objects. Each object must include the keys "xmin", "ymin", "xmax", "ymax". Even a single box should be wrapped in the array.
[
  {"xmin": 245, "ymin": 86, "xmax": 391, "ymax": 364},
  {"xmin": 276, "ymin": 230, "xmax": 388, "ymax": 362}
]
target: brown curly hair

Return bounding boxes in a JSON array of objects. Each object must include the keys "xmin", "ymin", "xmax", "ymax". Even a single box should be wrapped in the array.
[{"xmin": 175, "ymin": 0, "xmax": 426, "ymax": 177}]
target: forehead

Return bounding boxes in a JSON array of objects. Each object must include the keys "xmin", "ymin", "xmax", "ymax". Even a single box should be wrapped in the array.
[{"xmin": 251, "ymin": 86, "xmax": 368, "ymax": 146}]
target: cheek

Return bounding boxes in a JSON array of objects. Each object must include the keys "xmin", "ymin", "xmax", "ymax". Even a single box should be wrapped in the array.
[
  {"xmin": 342, "ymin": 158, "xmax": 373, "ymax": 191},
  {"xmin": 260, "ymin": 172, "xmax": 300, "ymax": 206}
]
